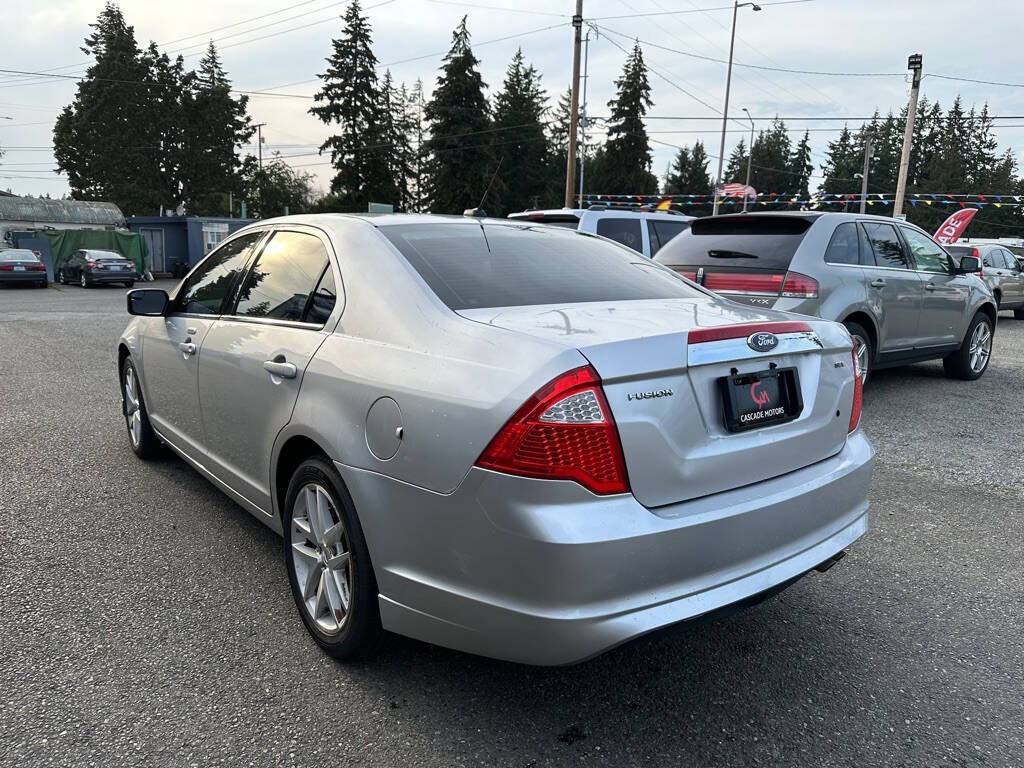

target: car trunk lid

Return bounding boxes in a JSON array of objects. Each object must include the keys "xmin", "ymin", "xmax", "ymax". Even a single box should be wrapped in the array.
[{"xmin": 460, "ymin": 299, "xmax": 856, "ymax": 507}]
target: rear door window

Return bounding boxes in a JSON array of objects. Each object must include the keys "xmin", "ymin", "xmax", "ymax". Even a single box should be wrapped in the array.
[
  {"xmin": 981, "ymin": 249, "xmax": 997, "ymax": 268},
  {"xmin": 824, "ymin": 222, "xmax": 861, "ymax": 265},
  {"xmin": 861, "ymin": 222, "xmax": 909, "ymax": 269},
  {"xmin": 655, "ymin": 215, "xmax": 814, "ymax": 270},
  {"xmin": 381, "ymin": 222, "xmax": 702, "ymax": 311},
  {"xmin": 232, "ymin": 231, "xmax": 331, "ymax": 322},
  {"xmin": 596, "ymin": 217, "xmax": 643, "ymax": 253},
  {"xmin": 999, "ymin": 249, "xmax": 1018, "ymax": 270},
  {"xmin": 900, "ymin": 227, "xmax": 950, "ymax": 274},
  {"xmin": 647, "ymin": 220, "xmax": 689, "ymax": 256}
]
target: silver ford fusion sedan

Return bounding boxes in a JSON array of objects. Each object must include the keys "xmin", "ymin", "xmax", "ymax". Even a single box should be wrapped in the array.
[{"xmin": 118, "ymin": 214, "xmax": 873, "ymax": 665}]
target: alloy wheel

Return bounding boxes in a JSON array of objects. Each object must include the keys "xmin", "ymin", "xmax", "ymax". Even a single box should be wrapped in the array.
[
  {"xmin": 123, "ymin": 366, "xmax": 142, "ymax": 447},
  {"xmin": 80, "ymin": 273, "xmax": 87, "ymax": 288},
  {"xmin": 969, "ymin": 321, "xmax": 992, "ymax": 373},
  {"xmin": 290, "ymin": 483, "xmax": 352, "ymax": 635}
]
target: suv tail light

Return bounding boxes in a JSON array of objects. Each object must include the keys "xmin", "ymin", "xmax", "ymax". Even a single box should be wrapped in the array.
[
  {"xmin": 0, "ymin": 265, "xmax": 12, "ymax": 271},
  {"xmin": 781, "ymin": 271, "xmax": 819, "ymax": 298},
  {"xmin": 671, "ymin": 268, "xmax": 698, "ymax": 282},
  {"xmin": 476, "ymin": 366, "xmax": 629, "ymax": 495},
  {"xmin": 848, "ymin": 340, "xmax": 863, "ymax": 432}
]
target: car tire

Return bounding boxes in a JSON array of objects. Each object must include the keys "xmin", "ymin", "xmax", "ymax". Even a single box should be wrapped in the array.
[
  {"xmin": 943, "ymin": 312, "xmax": 994, "ymax": 380},
  {"xmin": 843, "ymin": 321, "xmax": 872, "ymax": 386},
  {"xmin": 125, "ymin": 280, "xmax": 135, "ymax": 288},
  {"xmin": 283, "ymin": 457, "xmax": 382, "ymax": 661},
  {"xmin": 1014, "ymin": 308, "xmax": 1024, "ymax": 320},
  {"xmin": 121, "ymin": 358, "xmax": 161, "ymax": 459},
  {"xmin": 80, "ymin": 273, "xmax": 89, "ymax": 288},
  {"xmin": 38, "ymin": 280, "xmax": 48, "ymax": 288}
]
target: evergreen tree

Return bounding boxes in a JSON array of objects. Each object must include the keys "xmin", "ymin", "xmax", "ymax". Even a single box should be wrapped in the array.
[
  {"xmin": 789, "ymin": 131, "xmax": 813, "ymax": 200},
  {"xmin": 684, "ymin": 140, "xmax": 712, "ymax": 194},
  {"xmin": 749, "ymin": 117, "xmax": 792, "ymax": 195},
  {"xmin": 547, "ymin": 86, "xmax": 575, "ymax": 202},
  {"xmin": 184, "ymin": 41, "xmax": 253, "ymax": 215},
  {"xmin": 724, "ymin": 138, "xmax": 748, "ymax": 185},
  {"xmin": 380, "ymin": 70, "xmax": 414, "ymax": 211},
  {"xmin": 53, "ymin": 3, "xmax": 156, "ymax": 214},
  {"xmin": 818, "ymin": 125, "xmax": 859, "ymax": 195},
  {"xmin": 663, "ymin": 147, "xmax": 690, "ymax": 195},
  {"xmin": 310, "ymin": 0, "xmax": 394, "ymax": 210},
  {"xmin": 602, "ymin": 44, "xmax": 658, "ymax": 195},
  {"xmin": 492, "ymin": 48, "xmax": 550, "ymax": 214},
  {"xmin": 422, "ymin": 17, "xmax": 500, "ymax": 213}
]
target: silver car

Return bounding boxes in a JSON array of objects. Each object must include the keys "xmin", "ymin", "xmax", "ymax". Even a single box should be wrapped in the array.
[
  {"xmin": 946, "ymin": 243, "xmax": 1024, "ymax": 319},
  {"xmin": 655, "ymin": 212, "xmax": 998, "ymax": 383},
  {"xmin": 118, "ymin": 215, "xmax": 872, "ymax": 665}
]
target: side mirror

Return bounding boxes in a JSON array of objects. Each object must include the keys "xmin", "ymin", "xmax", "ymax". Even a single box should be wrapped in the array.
[
  {"xmin": 127, "ymin": 288, "xmax": 169, "ymax": 316},
  {"xmin": 955, "ymin": 255, "xmax": 981, "ymax": 275}
]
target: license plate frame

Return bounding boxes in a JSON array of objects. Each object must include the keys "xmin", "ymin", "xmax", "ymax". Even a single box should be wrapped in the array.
[
  {"xmin": 13, "ymin": 265, "xmax": 25, "ymax": 271},
  {"xmin": 718, "ymin": 366, "xmax": 803, "ymax": 433}
]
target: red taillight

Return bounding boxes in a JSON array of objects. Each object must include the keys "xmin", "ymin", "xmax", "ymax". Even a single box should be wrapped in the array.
[
  {"xmin": 704, "ymin": 272, "xmax": 784, "ymax": 295},
  {"xmin": 672, "ymin": 268, "xmax": 698, "ymax": 282},
  {"xmin": 0, "ymin": 264, "xmax": 12, "ymax": 271},
  {"xmin": 781, "ymin": 271, "xmax": 819, "ymax": 298},
  {"xmin": 87, "ymin": 261, "xmax": 98, "ymax": 269},
  {"xmin": 476, "ymin": 366, "xmax": 629, "ymax": 495},
  {"xmin": 28, "ymin": 264, "xmax": 45, "ymax": 271},
  {"xmin": 971, "ymin": 247, "xmax": 979, "ymax": 259},
  {"xmin": 848, "ymin": 341, "xmax": 863, "ymax": 433}
]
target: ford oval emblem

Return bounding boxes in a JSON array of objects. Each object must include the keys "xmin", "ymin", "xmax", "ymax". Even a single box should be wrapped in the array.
[{"xmin": 747, "ymin": 331, "xmax": 779, "ymax": 353}]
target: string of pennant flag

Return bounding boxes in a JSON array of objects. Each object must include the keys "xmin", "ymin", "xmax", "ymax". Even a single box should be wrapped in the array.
[{"xmin": 584, "ymin": 193, "xmax": 1024, "ymax": 209}]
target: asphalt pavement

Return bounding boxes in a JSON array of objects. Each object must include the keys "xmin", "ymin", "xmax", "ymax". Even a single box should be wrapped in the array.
[{"xmin": 1, "ymin": 281, "xmax": 1022, "ymax": 767}]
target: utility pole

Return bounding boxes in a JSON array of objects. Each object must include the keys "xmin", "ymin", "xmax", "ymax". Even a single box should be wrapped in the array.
[
  {"xmin": 564, "ymin": 0, "xmax": 583, "ymax": 209},
  {"xmin": 254, "ymin": 122, "xmax": 267, "ymax": 218},
  {"xmin": 858, "ymin": 134, "xmax": 874, "ymax": 215},
  {"xmin": 712, "ymin": 2, "xmax": 762, "ymax": 216},
  {"xmin": 577, "ymin": 25, "xmax": 595, "ymax": 208},
  {"xmin": 741, "ymin": 107, "xmax": 754, "ymax": 212},
  {"xmin": 893, "ymin": 53, "xmax": 922, "ymax": 218}
]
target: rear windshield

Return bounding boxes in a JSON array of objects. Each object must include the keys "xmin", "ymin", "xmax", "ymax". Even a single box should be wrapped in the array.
[
  {"xmin": 0, "ymin": 250, "xmax": 38, "ymax": 261},
  {"xmin": 507, "ymin": 213, "xmax": 580, "ymax": 229},
  {"xmin": 381, "ymin": 222, "xmax": 702, "ymax": 310},
  {"xmin": 655, "ymin": 215, "xmax": 814, "ymax": 270},
  {"xmin": 90, "ymin": 253, "xmax": 127, "ymax": 261}
]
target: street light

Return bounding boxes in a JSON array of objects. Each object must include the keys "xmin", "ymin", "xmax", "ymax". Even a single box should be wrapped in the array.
[
  {"xmin": 712, "ymin": 1, "xmax": 762, "ymax": 216},
  {"xmin": 741, "ymin": 107, "xmax": 754, "ymax": 212}
]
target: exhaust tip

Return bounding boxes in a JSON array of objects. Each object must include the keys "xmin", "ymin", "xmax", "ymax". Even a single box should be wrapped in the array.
[{"xmin": 813, "ymin": 549, "xmax": 847, "ymax": 574}]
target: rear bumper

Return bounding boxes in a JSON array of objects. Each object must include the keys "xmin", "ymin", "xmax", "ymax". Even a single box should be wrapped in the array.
[
  {"xmin": 337, "ymin": 431, "xmax": 873, "ymax": 665},
  {"xmin": 0, "ymin": 272, "xmax": 47, "ymax": 283},
  {"xmin": 86, "ymin": 271, "xmax": 137, "ymax": 283}
]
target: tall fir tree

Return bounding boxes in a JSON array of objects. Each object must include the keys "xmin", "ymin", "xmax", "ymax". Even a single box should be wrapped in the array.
[
  {"xmin": 724, "ymin": 138, "xmax": 748, "ymax": 185},
  {"xmin": 422, "ymin": 17, "xmax": 500, "ymax": 213},
  {"xmin": 818, "ymin": 126, "xmax": 859, "ymax": 195},
  {"xmin": 310, "ymin": 0, "xmax": 394, "ymax": 210},
  {"xmin": 183, "ymin": 41, "xmax": 252, "ymax": 215},
  {"xmin": 789, "ymin": 131, "xmax": 813, "ymax": 200},
  {"xmin": 602, "ymin": 44, "xmax": 658, "ymax": 195},
  {"xmin": 53, "ymin": 3, "xmax": 157, "ymax": 214},
  {"xmin": 407, "ymin": 78, "xmax": 427, "ymax": 211},
  {"xmin": 749, "ymin": 117, "xmax": 793, "ymax": 195},
  {"xmin": 492, "ymin": 48, "xmax": 550, "ymax": 214},
  {"xmin": 663, "ymin": 147, "xmax": 690, "ymax": 195},
  {"xmin": 380, "ymin": 70, "xmax": 414, "ymax": 211}
]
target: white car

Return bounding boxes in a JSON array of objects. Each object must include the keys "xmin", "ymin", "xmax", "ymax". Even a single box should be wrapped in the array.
[{"xmin": 509, "ymin": 206, "xmax": 695, "ymax": 259}]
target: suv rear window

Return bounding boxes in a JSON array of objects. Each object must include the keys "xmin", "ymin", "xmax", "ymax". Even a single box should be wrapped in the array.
[
  {"xmin": 382, "ymin": 222, "xmax": 701, "ymax": 311},
  {"xmin": 655, "ymin": 215, "xmax": 814, "ymax": 270}
]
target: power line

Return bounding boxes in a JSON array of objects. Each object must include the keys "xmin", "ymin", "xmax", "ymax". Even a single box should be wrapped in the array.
[
  {"xmin": 422, "ymin": 0, "xmax": 568, "ymax": 18},
  {"xmin": 589, "ymin": 0, "xmax": 815, "ymax": 21},
  {"xmin": 925, "ymin": 73, "xmax": 1024, "ymax": 89}
]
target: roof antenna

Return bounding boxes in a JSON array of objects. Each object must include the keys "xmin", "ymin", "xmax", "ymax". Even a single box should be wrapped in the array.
[{"xmin": 464, "ymin": 156, "xmax": 504, "ymax": 217}]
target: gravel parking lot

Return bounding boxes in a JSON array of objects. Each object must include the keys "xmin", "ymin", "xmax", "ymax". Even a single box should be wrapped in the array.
[{"xmin": 2, "ymin": 282, "xmax": 1022, "ymax": 767}]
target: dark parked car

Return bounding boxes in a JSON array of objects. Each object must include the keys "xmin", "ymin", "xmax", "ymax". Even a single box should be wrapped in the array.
[
  {"xmin": 59, "ymin": 249, "xmax": 137, "ymax": 288},
  {"xmin": 0, "ymin": 248, "xmax": 48, "ymax": 287},
  {"xmin": 655, "ymin": 212, "xmax": 997, "ymax": 382}
]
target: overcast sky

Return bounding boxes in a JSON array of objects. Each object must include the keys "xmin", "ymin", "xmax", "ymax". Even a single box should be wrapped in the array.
[{"xmin": 2, "ymin": 0, "xmax": 1023, "ymax": 204}]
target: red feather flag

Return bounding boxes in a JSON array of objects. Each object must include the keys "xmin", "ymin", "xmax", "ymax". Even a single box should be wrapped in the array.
[{"xmin": 934, "ymin": 208, "xmax": 978, "ymax": 244}]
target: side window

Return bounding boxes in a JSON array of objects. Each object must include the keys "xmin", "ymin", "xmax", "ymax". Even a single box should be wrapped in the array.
[
  {"xmin": 305, "ymin": 267, "xmax": 338, "ymax": 325},
  {"xmin": 175, "ymin": 232, "xmax": 264, "ymax": 315},
  {"xmin": 900, "ymin": 228, "xmax": 950, "ymax": 274},
  {"xmin": 861, "ymin": 223, "xmax": 909, "ymax": 269},
  {"xmin": 1000, "ymin": 250, "xmax": 1018, "ymax": 271},
  {"xmin": 857, "ymin": 225, "xmax": 876, "ymax": 266},
  {"xmin": 824, "ymin": 222, "xmax": 860, "ymax": 265},
  {"xmin": 981, "ymin": 249, "xmax": 997, "ymax": 268},
  {"xmin": 596, "ymin": 217, "xmax": 643, "ymax": 253},
  {"xmin": 233, "ymin": 231, "xmax": 330, "ymax": 322},
  {"xmin": 651, "ymin": 221, "xmax": 688, "ymax": 255}
]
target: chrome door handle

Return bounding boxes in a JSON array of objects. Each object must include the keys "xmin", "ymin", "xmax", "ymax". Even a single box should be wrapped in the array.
[
  {"xmin": 187, "ymin": 327, "xmax": 198, "ymax": 335},
  {"xmin": 870, "ymin": 279, "xmax": 886, "ymax": 288},
  {"xmin": 178, "ymin": 341, "xmax": 196, "ymax": 356},
  {"xmin": 263, "ymin": 360, "xmax": 297, "ymax": 379},
  {"xmin": 925, "ymin": 283, "xmax": 936, "ymax": 291}
]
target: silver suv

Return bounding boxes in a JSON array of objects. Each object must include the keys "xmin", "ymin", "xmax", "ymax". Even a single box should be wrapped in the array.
[
  {"xmin": 946, "ymin": 243, "xmax": 1024, "ymax": 319},
  {"xmin": 655, "ymin": 212, "xmax": 998, "ymax": 382},
  {"xmin": 508, "ymin": 206, "xmax": 694, "ymax": 259}
]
